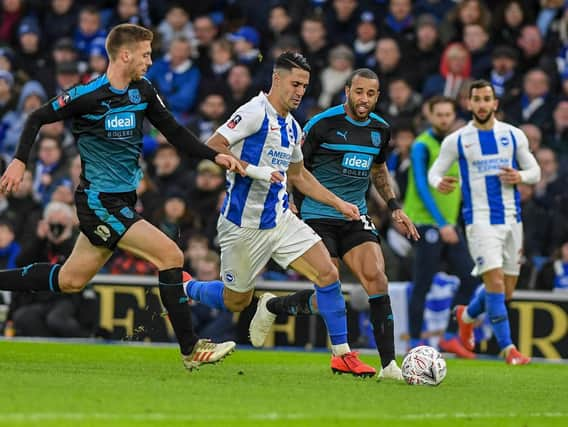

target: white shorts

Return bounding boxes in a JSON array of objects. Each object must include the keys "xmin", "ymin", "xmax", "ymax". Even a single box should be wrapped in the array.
[
  {"xmin": 217, "ymin": 210, "xmax": 322, "ymax": 292},
  {"xmin": 465, "ymin": 222, "xmax": 524, "ymax": 276}
]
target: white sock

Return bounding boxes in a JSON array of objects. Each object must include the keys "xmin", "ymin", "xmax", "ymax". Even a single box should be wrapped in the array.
[
  {"xmin": 332, "ymin": 343, "xmax": 350, "ymax": 356},
  {"xmin": 462, "ymin": 308, "xmax": 475, "ymax": 323}
]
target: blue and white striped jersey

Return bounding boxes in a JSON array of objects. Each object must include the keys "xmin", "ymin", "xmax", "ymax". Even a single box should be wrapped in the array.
[
  {"xmin": 217, "ymin": 92, "xmax": 303, "ymax": 229},
  {"xmin": 428, "ymin": 120, "xmax": 540, "ymax": 225}
]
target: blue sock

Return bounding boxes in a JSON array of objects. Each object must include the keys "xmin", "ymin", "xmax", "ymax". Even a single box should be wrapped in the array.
[
  {"xmin": 444, "ymin": 332, "xmax": 457, "ymax": 341},
  {"xmin": 315, "ymin": 281, "xmax": 347, "ymax": 345},
  {"xmin": 467, "ymin": 287, "xmax": 486, "ymax": 318},
  {"xmin": 184, "ymin": 280, "xmax": 227, "ymax": 311},
  {"xmin": 486, "ymin": 292, "xmax": 512, "ymax": 350}
]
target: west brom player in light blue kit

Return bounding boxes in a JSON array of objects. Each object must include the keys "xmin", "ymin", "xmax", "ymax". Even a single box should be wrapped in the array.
[
  {"xmin": 250, "ymin": 68, "xmax": 420, "ymax": 379},
  {"xmin": 428, "ymin": 80, "xmax": 541, "ymax": 364},
  {"xmin": 0, "ymin": 24, "xmax": 243, "ymax": 370},
  {"xmin": 183, "ymin": 53, "xmax": 378, "ymax": 375}
]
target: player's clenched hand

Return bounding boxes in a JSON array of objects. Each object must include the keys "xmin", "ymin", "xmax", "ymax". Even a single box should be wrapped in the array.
[
  {"xmin": 392, "ymin": 209, "xmax": 420, "ymax": 241},
  {"xmin": 498, "ymin": 166, "xmax": 521, "ymax": 185},
  {"xmin": 214, "ymin": 154, "xmax": 246, "ymax": 176},
  {"xmin": 337, "ymin": 200, "xmax": 360, "ymax": 220},
  {"xmin": 0, "ymin": 159, "xmax": 25, "ymax": 195},
  {"xmin": 437, "ymin": 176, "xmax": 458, "ymax": 194}
]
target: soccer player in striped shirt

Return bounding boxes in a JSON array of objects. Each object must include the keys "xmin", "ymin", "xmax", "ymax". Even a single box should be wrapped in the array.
[
  {"xmin": 184, "ymin": 52, "xmax": 377, "ymax": 375},
  {"xmin": 428, "ymin": 80, "xmax": 541, "ymax": 364}
]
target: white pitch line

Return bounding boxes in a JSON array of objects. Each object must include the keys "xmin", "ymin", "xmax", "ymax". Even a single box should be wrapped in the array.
[{"xmin": 0, "ymin": 412, "xmax": 566, "ymax": 422}]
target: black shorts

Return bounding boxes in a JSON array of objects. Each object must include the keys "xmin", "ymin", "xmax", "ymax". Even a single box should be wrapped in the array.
[
  {"xmin": 305, "ymin": 215, "xmax": 380, "ymax": 259},
  {"xmin": 75, "ymin": 187, "xmax": 143, "ymax": 250}
]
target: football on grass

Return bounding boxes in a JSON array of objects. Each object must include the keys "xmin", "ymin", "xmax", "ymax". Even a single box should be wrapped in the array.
[{"xmin": 402, "ymin": 345, "xmax": 447, "ymax": 386}]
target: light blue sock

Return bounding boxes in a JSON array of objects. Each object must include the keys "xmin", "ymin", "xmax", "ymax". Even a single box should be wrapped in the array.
[
  {"xmin": 467, "ymin": 287, "xmax": 486, "ymax": 318},
  {"xmin": 184, "ymin": 279, "xmax": 227, "ymax": 311},
  {"xmin": 486, "ymin": 292, "xmax": 512, "ymax": 350},
  {"xmin": 314, "ymin": 281, "xmax": 347, "ymax": 345}
]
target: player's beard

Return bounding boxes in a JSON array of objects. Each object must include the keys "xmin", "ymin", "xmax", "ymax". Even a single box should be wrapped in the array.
[
  {"xmin": 472, "ymin": 109, "xmax": 494, "ymax": 125},
  {"xmin": 347, "ymin": 97, "xmax": 374, "ymax": 121}
]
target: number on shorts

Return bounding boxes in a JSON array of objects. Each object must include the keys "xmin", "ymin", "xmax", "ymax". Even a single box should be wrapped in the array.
[{"xmin": 361, "ymin": 215, "xmax": 376, "ymax": 231}]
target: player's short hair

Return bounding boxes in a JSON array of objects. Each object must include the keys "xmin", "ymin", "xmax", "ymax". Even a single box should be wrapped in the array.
[
  {"xmin": 105, "ymin": 24, "xmax": 153, "ymax": 61},
  {"xmin": 346, "ymin": 68, "xmax": 379, "ymax": 88},
  {"xmin": 428, "ymin": 95, "xmax": 457, "ymax": 113},
  {"xmin": 468, "ymin": 79, "xmax": 496, "ymax": 99},
  {"xmin": 274, "ymin": 51, "xmax": 311, "ymax": 73}
]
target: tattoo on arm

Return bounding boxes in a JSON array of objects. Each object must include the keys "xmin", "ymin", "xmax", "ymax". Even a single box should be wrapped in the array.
[{"xmin": 372, "ymin": 164, "xmax": 396, "ymax": 202}]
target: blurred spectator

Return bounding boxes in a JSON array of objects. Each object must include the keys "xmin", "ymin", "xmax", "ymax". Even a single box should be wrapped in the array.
[
  {"xmin": 0, "ymin": 69, "xmax": 15, "ymax": 118},
  {"xmin": 74, "ymin": 5, "xmax": 107, "ymax": 61},
  {"xmin": 151, "ymin": 143, "xmax": 193, "ymax": 197},
  {"xmin": 0, "ymin": 218, "xmax": 20, "ymax": 269},
  {"xmin": 300, "ymin": 14, "xmax": 329, "ymax": 81},
  {"xmin": 108, "ymin": 0, "xmax": 144, "ymax": 28},
  {"xmin": 440, "ymin": 0, "xmax": 491, "ymax": 44},
  {"xmin": 414, "ymin": 0, "xmax": 455, "ymax": 22},
  {"xmin": 545, "ymin": 98, "xmax": 568, "ymax": 157},
  {"xmin": 186, "ymin": 160, "xmax": 225, "ymax": 244},
  {"xmin": 187, "ymin": 93, "xmax": 227, "ymax": 144},
  {"xmin": 152, "ymin": 189, "xmax": 201, "ymax": 245},
  {"xmin": 134, "ymin": 174, "xmax": 161, "ymax": 221},
  {"xmin": 380, "ymin": 78, "xmax": 422, "ymax": 129},
  {"xmin": 486, "ymin": 45, "xmax": 521, "ymax": 102},
  {"xmin": 55, "ymin": 60, "xmax": 82, "ymax": 94},
  {"xmin": 2, "ymin": 170, "xmax": 41, "ymax": 242},
  {"xmin": 516, "ymin": 25, "xmax": 558, "ymax": 78},
  {"xmin": 199, "ymin": 38, "xmax": 233, "ymax": 94},
  {"xmin": 520, "ymin": 123, "xmax": 543, "ymax": 153},
  {"xmin": 386, "ymin": 124, "xmax": 415, "ymax": 199},
  {"xmin": 226, "ymin": 63, "xmax": 255, "ymax": 112},
  {"xmin": 0, "ymin": 45, "xmax": 15, "ymax": 72},
  {"xmin": 372, "ymin": 37, "xmax": 415, "ymax": 99},
  {"xmin": 183, "ymin": 233, "xmax": 209, "ymax": 275},
  {"xmin": 265, "ymin": 3, "xmax": 297, "ymax": 50},
  {"xmin": 318, "ymin": 44, "xmax": 353, "ymax": 109},
  {"xmin": 8, "ymin": 201, "xmax": 97, "ymax": 338},
  {"xmin": 190, "ymin": 250, "xmax": 235, "ymax": 341},
  {"xmin": 492, "ymin": 0, "xmax": 531, "ymax": 48},
  {"xmin": 39, "ymin": 120, "xmax": 77, "ymax": 160},
  {"xmin": 227, "ymin": 26, "xmax": 261, "ymax": 73},
  {"xmin": 0, "ymin": 79, "xmax": 46, "ymax": 161},
  {"xmin": 381, "ymin": 0, "xmax": 416, "ymax": 50},
  {"xmin": 145, "ymin": 36, "xmax": 200, "ymax": 124},
  {"xmin": 325, "ymin": 0, "xmax": 360, "ymax": 46},
  {"xmin": 42, "ymin": 0, "xmax": 78, "ymax": 47},
  {"xmin": 409, "ymin": 14, "xmax": 442, "ymax": 89},
  {"xmin": 423, "ymin": 42, "xmax": 471, "ymax": 100},
  {"xmin": 533, "ymin": 147, "xmax": 568, "ymax": 209},
  {"xmin": 502, "ymin": 68, "xmax": 554, "ymax": 128},
  {"xmin": 14, "ymin": 17, "xmax": 49, "ymax": 82},
  {"xmin": 353, "ymin": 11, "xmax": 378, "ymax": 68},
  {"xmin": 253, "ymin": 35, "xmax": 301, "ymax": 93},
  {"xmin": 462, "ymin": 23, "xmax": 492, "ymax": 78},
  {"xmin": 156, "ymin": 4, "xmax": 194, "ymax": 53},
  {"xmin": 0, "ymin": 0, "xmax": 25, "ymax": 46},
  {"xmin": 86, "ymin": 37, "xmax": 108, "ymax": 80},
  {"xmin": 536, "ymin": 241, "xmax": 568, "ymax": 291},
  {"xmin": 193, "ymin": 14, "xmax": 219, "ymax": 73},
  {"xmin": 32, "ymin": 135, "xmax": 70, "ymax": 207},
  {"xmin": 517, "ymin": 182, "xmax": 552, "ymax": 259}
]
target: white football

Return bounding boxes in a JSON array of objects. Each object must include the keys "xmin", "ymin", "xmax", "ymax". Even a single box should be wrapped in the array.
[{"xmin": 401, "ymin": 345, "xmax": 447, "ymax": 386}]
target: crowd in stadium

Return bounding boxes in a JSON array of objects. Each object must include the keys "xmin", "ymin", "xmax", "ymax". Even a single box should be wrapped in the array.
[{"xmin": 0, "ymin": 0, "xmax": 567, "ymax": 339}]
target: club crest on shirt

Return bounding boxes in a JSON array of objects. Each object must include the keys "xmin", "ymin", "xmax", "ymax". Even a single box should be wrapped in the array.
[
  {"xmin": 499, "ymin": 136, "xmax": 509, "ymax": 146},
  {"xmin": 371, "ymin": 131, "xmax": 381, "ymax": 147},
  {"xmin": 128, "ymin": 88, "xmax": 141, "ymax": 104},
  {"xmin": 227, "ymin": 114, "xmax": 242, "ymax": 129}
]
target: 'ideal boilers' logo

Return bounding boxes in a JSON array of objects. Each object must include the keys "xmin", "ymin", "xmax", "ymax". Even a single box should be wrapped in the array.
[
  {"xmin": 105, "ymin": 112, "xmax": 136, "ymax": 131},
  {"xmin": 342, "ymin": 153, "xmax": 372, "ymax": 170}
]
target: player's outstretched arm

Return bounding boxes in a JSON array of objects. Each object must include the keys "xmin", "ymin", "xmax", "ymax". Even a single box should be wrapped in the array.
[
  {"xmin": 428, "ymin": 136, "xmax": 459, "ymax": 192},
  {"xmin": 371, "ymin": 163, "xmax": 420, "ymax": 241},
  {"xmin": 287, "ymin": 161, "xmax": 359, "ymax": 220}
]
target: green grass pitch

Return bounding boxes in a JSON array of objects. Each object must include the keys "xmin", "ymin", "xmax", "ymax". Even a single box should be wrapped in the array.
[{"xmin": 0, "ymin": 341, "xmax": 567, "ymax": 427}]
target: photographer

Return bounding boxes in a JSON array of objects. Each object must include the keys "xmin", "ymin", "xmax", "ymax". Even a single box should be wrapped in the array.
[{"xmin": 8, "ymin": 201, "xmax": 96, "ymax": 337}]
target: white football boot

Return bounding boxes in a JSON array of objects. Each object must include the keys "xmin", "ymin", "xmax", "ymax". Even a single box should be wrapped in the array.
[{"xmin": 249, "ymin": 292, "xmax": 277, "ymax": 347}]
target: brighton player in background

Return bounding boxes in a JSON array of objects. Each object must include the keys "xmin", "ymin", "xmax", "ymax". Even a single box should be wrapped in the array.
[
  {"xmin": 183, "ymin": 53, "xmax": 378, "ymax": 375},
  {"xmin": 0, "ymin": 24, "xmax": 244, "ymax": 370},
  {"xmin": 250, "ymin": 68, "xmax": 420, "ymax": 380},
  {"xmin": 404, "ymin": 96, "xmax": 479, "ymax": 359},
  {"xmin": 428, "ymin": 80, "xmax": 541, "ymax": 365}
]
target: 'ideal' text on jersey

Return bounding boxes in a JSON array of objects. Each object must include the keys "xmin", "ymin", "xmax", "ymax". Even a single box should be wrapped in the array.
[
  {"xmin": 217, "ymin": 92, "xmax": 304, "ymax": 229},
  {"xmin": 300, "ymin": 105, "xmax": 390, "ymax": 220},
  {"xmin": 49, "ymin": 75, "xmax": 171, "ymax": 193}
]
